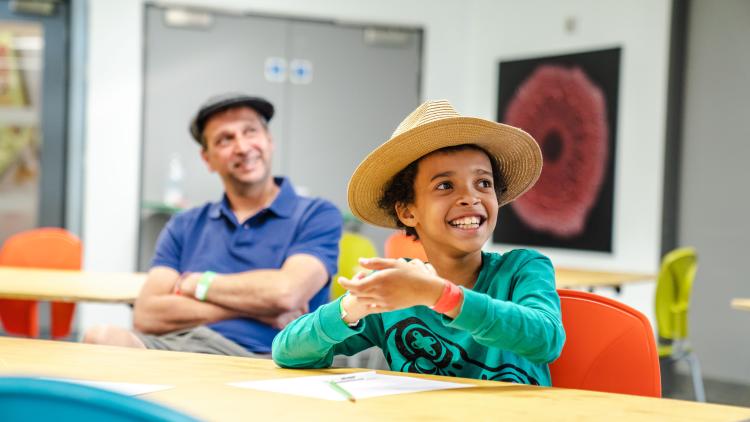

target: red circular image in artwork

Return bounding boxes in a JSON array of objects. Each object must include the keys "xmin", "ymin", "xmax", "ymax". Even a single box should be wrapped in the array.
[{"xmin": 504, "ymin": 65, "xmax": 609, "ymax": 238}]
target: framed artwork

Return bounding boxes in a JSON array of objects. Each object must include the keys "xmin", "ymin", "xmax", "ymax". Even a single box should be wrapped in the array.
[{"xmin": 493, "ymin": 47, "xmax": 621, "ymax": 252}]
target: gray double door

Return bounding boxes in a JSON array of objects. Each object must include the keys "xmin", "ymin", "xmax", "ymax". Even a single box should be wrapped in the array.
[{"xmin": 139, "ymin": 5, "xmax": 422, "ymax": 269}]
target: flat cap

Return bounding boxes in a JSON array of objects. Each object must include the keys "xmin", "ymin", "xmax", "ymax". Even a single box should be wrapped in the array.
[{"xmin": 189, "ymin": 93, "xmax": 274, "ymax": 143}]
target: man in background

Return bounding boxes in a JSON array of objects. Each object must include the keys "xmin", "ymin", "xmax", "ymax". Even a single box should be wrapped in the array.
[{"xmin": 84, "ymin": 93, "xmax": 342, "ymax": 356}]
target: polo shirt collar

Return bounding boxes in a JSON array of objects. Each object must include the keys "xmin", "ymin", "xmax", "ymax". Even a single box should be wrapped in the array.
[
  {"xmin": 208, "ymin": 177, "xmax": 298, "ymax": 221},
  {"xmin": 208, "ymin": 197, "xmax": 228, "ymax": 220},
  {"xmin": 266, "ymin": 177, "xmax": 297, "ymax": 218}
]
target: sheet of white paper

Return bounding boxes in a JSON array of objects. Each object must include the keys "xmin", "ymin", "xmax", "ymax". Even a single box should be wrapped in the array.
[
  {"xmin": 41, "ymin": 378, "xmax": 173, "ymax": 396},
  {"xmin": 228, "ymin": 371, "xmax": 471, "ymax": 401}
]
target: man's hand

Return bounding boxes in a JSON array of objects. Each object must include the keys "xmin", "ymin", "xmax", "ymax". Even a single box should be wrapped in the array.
[
  {"xmin": 173, "ymin": 271, "xmax": 312, "ymax": 329},
  {"xmin": 134, "ymin": 267, "xmax": 243, "ymax": 334},
  {"xmin": 184, "ymin": 254, "xmax": 329, "ymax": 316},
  {"xmin": 339, "ymin": 258, "xmax": 445, "ymax": 312},
  {"xmin": 176, "ymin": 272, "xmax": 202, "ymax": 297}
]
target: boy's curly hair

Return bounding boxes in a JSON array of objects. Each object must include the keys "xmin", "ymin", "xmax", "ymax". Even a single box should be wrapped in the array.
[{"xmin": 378, "ymin": 144, "xmax": 507, "ymax": 239}]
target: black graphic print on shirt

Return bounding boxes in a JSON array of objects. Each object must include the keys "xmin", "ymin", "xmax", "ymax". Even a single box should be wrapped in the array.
[{"xmin": 383, "ymin": 316, "xmax": 540, "ymax": 385}]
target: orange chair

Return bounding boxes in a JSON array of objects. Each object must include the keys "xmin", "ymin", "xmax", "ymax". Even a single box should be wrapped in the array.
[
  {"xmin": 384, "ymin": 231, "xmax": 428, "ymax": 261},
  {"xmin": 0, "ymin": 228, "xmax": 82, "ymax": 338},
  {"xmin": 550, "ymin": 289, "xmax": 661, "ymax": 397}
]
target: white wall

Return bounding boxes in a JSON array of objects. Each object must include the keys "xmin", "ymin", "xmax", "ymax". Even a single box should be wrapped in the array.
[
  {"xmin": 679, "ymin": 0, "xmax": 750, "ymax": 384},
  {"xmin": 470, "ymin": 0, "xmax": 671, "ymax": 271},
  {"xmin": 469, "ymin": 0, "xmax": 672, "ymax": 323},
  {"xmin": 78, "ymin": 0, "xmax": 145, "ymax": 330},
  {"xmin": 79, "ymin": 0, "xmax": 672, "ymax": 331}
]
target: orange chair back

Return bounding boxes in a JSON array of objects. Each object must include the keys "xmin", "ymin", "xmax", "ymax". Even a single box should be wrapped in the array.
[
  {"xmin": 0, "ymin": 228, "xmax": 82, "ymax": 338},
  {"xmin": 384, "ymin": 231, "xmax": 428, "ymax": 262},
  {"xmin": 550, "ymin": 289, "xmax": 661, "ymax": 397}
]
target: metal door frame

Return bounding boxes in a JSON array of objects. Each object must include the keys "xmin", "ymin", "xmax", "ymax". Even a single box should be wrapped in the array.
[{"xmin": 0, "ymin": 0, "xmax": 70, "ymax": 230}]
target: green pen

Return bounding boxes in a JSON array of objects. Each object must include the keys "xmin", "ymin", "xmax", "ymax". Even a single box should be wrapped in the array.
[
  {"xmin": 327, "ymin": 380, "xmax": 356, "ymax": 403},
  {"xmin": 325, "ymin": 371, "xmax": 376, "ymax": 403}
]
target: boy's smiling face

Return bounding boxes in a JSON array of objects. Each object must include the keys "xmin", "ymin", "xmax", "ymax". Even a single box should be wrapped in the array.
[{"xmin": 396, "ymin": 148, "xmax": 499, "ymax": 258}]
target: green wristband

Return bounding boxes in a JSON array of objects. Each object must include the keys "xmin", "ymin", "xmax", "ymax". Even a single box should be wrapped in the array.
[{"xmin": 194, "ymin": 271, "xmax": 216, "ymax": 301}]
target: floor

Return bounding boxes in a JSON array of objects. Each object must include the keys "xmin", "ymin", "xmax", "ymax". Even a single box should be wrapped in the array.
[{"xmin": 661, "ymin": 360, "xmax": 750, "ymax": 407}]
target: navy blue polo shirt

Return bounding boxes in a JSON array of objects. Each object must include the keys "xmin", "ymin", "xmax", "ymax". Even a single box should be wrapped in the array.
[{"xmin": 151, "ymin": 177, "xmax": 342, "ymax": 353}]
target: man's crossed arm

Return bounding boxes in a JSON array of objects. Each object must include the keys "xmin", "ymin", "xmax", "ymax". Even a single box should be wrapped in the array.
[{"xmin": 133, "ymin": 254, "xmax": 328, "ymax": 334}]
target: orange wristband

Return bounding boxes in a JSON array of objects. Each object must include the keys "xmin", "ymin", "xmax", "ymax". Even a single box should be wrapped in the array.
[{"xmin": 430, "ymin": 281, "xmax": 463, "ymax": 314}]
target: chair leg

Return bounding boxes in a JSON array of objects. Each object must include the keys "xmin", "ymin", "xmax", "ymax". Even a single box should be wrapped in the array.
[{"xmin": 686, "ymin": 352, "xmax": 706, "ymax": 402}]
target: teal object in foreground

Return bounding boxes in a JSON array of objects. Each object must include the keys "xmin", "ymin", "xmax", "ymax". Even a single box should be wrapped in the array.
[{"xmin": 0, "ymin": 377, "xmax": 201, "ymax": 422}]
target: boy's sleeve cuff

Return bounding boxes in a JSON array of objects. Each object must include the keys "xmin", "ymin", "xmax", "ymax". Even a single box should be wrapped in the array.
[
  {"xmin": 442, "ymin": 287, "xmax": 498, "ymax": 330},
  {"xmin": 316, "ymin": 297, "xmax": 365, "ymax": 342}
]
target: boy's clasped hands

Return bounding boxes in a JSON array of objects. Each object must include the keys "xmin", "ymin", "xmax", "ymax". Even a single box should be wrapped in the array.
[{"xmin": 338, "ymin": 257, "xmax": 456, "ymax": 323}]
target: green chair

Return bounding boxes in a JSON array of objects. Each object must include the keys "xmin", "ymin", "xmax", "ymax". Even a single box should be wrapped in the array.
[
  {"xmin": 331, "ymin": 231, "xmax": 378, "ymax": 300},
  {"xmin": 655, "ymin": 247, "xmax": 706, "ymax": 402},
  {"xmin": 330, "ymin": 231, "xmax": 379, "ymax": 368},
  {"xmin": 0, "ymin": 377, "xmax": 200, "ymax": 421}
]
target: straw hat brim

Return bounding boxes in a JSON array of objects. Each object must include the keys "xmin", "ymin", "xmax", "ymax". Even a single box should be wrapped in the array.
[{"xmin": 347, "ymin": 116, "xmax": 542, "ymax": 229}]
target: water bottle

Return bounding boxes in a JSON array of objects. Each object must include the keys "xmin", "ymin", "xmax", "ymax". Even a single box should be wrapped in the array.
[{"xmin": 163, "ymin": 154, "xmax": 185, "ymax": 208}]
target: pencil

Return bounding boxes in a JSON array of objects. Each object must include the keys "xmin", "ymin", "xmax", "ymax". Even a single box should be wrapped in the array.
[{"xmin": 327, "ymin": 380, "xmax": 356, "ymax": 403}]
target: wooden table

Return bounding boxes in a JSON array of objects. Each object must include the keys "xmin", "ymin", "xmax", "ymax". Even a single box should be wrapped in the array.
[
  {"xmin": 731, "ymin": 298, "xmax": 750, "ymax": 311},
  {"xmin": 555, "ymin": 267, "xmax": 655, "ymax": 289},
  {"xmin": 0, "ymin": 337, "xmax": 747, "ymax": 421},
  {"xmin": 0, "ymin": 265, "xmax": 652, "ymax": 302},
  {"xmin": 0, "ymin": 266, "xmax": 146, "ymax": 303}
]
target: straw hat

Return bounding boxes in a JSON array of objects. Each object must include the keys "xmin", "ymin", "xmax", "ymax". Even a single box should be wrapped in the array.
[{"xmin": 347, "ymin": 99, "xmax": 542, "ymax": 228}]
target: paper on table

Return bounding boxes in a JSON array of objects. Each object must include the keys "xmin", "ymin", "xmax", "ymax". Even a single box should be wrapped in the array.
[
  {"xmin": 41, "ymin": 378, "xmax": 173, "ymax": 396},
  {"xmin": 228, "ymin": 371, "xmax": 471, "ymax": 401}
]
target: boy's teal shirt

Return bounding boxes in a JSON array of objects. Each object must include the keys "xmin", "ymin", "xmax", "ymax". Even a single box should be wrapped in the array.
[{"xmin": 272, "ymin": 249, "xmax": 565, "ymax": 386}]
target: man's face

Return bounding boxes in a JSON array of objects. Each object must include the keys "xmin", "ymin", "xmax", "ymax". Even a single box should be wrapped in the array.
[
  {"xmin": 201, "ymin": 107, "xmax": 273, "ymax": 189},
  {"xmin": 397, "ymin": 149, "xmax": 499, "ymax": 258}
]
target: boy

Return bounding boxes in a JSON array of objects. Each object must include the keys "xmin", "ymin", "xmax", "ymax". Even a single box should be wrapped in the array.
[{"xmin": 272, "ymin": 100, "xmax": 564, "ymax": 385}]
